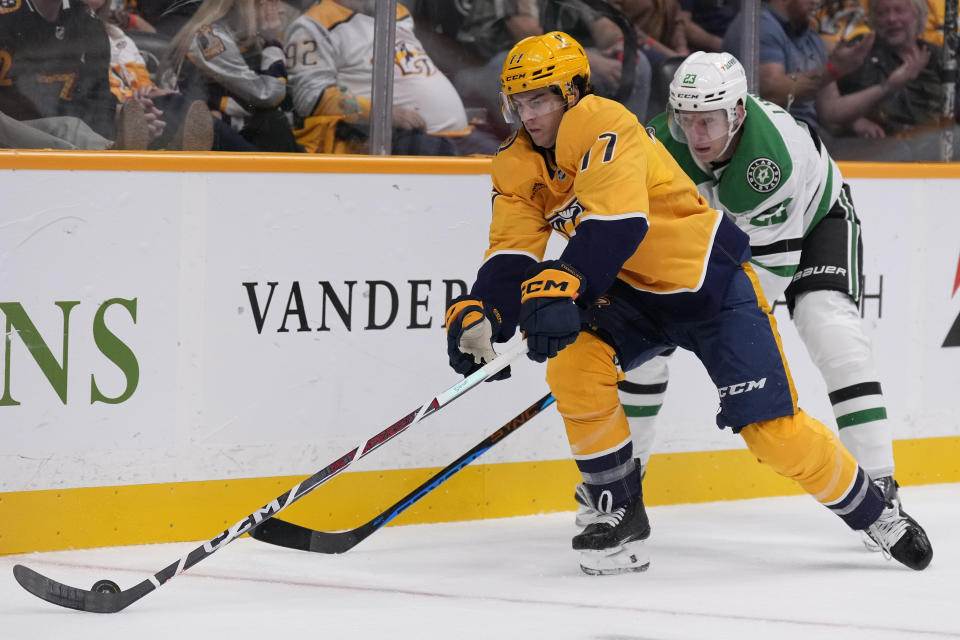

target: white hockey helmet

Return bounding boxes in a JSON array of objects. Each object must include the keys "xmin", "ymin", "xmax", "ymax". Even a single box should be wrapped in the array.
[{"xmin": 667, "ymin": 52, "xmax": 748, "ymax": 152}]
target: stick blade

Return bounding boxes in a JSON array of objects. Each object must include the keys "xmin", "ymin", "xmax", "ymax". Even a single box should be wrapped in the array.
[
  {"xmin": 250, "ymin": 518, "xmax": 360, "ymax": 554},
  {"xmin": 13, "ymin": 564, "xmax": 150, "ymax": 613}
]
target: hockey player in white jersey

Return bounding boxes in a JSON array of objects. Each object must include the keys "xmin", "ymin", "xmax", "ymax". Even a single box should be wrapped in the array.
[{"xmin": 577, "ymin": 51, "xmax": 920, "ymax": 556}]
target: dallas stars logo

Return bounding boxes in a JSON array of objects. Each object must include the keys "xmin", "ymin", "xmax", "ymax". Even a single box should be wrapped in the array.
[{"xmin": 746, "ymin": 158, "xmax": 781, "ymax": 193}]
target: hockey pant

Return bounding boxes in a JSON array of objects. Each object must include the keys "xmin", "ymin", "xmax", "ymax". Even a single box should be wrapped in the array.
[
  {"xmin": 623, "ymin": 290, "xmax": 895, "ymax": 479},
  {"xmin": 545, "ymin": 266, "xmax": 884, "ymax": 530}
]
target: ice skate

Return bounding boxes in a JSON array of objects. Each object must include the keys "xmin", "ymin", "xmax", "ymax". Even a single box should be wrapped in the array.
[
  {"xmin": 860, "ymin": 476, "xmax": 901, "ymax": 551},
  {"xmin": 863, "ymin": 498, "xmax": 932, "ymax": 571},
  {"xmin": 573, "ymin": 462, "xmax": 645, "ymax": 528},
  {"xmin": 573, "ymin": 493, "xmax": 650, "ymax": 575}
]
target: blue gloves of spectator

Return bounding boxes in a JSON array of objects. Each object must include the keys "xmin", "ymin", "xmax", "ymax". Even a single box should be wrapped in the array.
[
  {"xmin": 518, "ymin": 260, "xmax": 585, "ymax": 363},
  {"xmin": 445, "ymin": 296, "xmax": 511, "ymax": 381}
]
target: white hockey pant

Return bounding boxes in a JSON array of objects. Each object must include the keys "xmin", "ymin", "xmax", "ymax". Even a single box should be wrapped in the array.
[{"xmin": 792, "ymin": 289, "xmax": 894, "ymax": 479}]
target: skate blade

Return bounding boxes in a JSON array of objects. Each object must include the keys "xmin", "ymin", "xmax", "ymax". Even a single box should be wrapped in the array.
[{"xmin": 579, "ymin": 540, "xmax": 650, "ymax": 576}]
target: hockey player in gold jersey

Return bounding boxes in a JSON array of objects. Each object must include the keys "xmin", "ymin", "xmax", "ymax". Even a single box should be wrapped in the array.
[{"xmin": 444, "ymin": 32, "xmax": 932, "ymax": 575}]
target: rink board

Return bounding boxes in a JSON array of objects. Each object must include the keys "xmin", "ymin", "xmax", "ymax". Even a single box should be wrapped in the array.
[{"xmin": 1, "ymin": 152, "xmax": 959, "ymax": 554}]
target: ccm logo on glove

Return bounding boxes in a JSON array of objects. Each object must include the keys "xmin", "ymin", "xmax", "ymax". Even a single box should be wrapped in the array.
[
  {"xmin": 519, "ymin": 261, "xmax": 585, "ymax": 363},
  {"xmin": 521, "ymin": 266, "xmax": 582, "ymax": 301}
]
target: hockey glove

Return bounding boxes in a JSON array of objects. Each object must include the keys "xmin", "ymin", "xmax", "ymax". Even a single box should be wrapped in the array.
[
  {"xmin": 445, "ymin": 296, "xmax": 511, "ymax": 381},
  {"xmin": 518, "ymin": 260, "xmax": 585, "ymax": 363}
]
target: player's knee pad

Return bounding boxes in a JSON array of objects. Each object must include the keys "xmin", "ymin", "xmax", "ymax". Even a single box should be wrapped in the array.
[
  {"xmin": 547, "ymin": 332, "xmax": 628, "ymax": 456},
  {"xmin": 740, "ymin": 409, "xmax": 858, "ymax": 504},
  {"xmin": 793, "ymin": 290, "xmax": 877, "ymax": 384}
]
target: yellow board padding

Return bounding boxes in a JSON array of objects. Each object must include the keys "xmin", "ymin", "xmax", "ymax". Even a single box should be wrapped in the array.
[
  {"xmin": 0, "ymin": 150, "xmax": 492, "ymax": 175},
  {"xmin": 2, "ymin": 149, "xmax": 960, "ymax": 179},
  {"xmin": 2, "ymin": 435, "xmax": 958, "ymax": 556}
]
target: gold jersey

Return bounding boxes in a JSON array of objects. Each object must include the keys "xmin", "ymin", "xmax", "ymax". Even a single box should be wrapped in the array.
[{"xmin": 487, "ymin": 94, "xmax": 730, "ymax": 298}]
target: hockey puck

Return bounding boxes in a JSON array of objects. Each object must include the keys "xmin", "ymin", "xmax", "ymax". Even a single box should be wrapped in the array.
[{"xmin": 92, "ymin": 579, "xmax": 121, "ymax": 594}]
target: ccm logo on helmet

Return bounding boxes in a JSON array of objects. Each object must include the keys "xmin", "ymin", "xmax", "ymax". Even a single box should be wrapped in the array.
[
  {"xmin": 676, "ymin": 92, "xmax": 699, "ymax": 98},
  {"xmin": 504, "ymin": 73, "xmax": 527, "ymax": 81}
]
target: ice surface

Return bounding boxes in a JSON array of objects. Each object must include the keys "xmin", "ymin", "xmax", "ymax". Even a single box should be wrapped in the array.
[{"xmin": 2, "ymin": 484, "xmax": 958, "ymax": 639}]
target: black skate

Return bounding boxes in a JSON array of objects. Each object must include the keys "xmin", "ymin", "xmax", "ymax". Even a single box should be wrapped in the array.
[
  {"xmin": 572, "ymin": 494, "xmax": 651, "ymax": 575},
  {"xmin": 573, "ymin": 462, "xmax": 646, "ymax": 528},
  {"xmin": 864, "ymin": 499, "xmax": 933, "ymax": 571},
  {"xmin": 859, "ymin": 476, "xmax": 901, "ymax": 552}
]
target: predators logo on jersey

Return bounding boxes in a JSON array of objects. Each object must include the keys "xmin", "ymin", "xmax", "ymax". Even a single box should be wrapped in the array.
[
  {"xmin": 547, "ymin": 196, "xmax": 584, "ymax": 237},
  {"xmin": 395, "ymin": 41, "xmax": 437, "ymax": 77},
  {"xmin": 197, "ymin": 26, "xmax": 226, "ymax": 60},
  {"xmin": 0, "ymin": 0, "xmax": 21, "ymax": 14}
]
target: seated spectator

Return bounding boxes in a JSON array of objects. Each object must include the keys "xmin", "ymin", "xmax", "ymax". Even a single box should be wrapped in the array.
[
  {"xmin": 86, "ymin": 0, "xmax": 220, "ymax": 150},
  {"xmin": 678, "ymin": 0, "xmax": 737, "ymax": 51},
  {"xmin": 436, "ymin": 0, "xmax": 547, "ymax": 139},
  {"xmin": 542, "ymin": 0, "xmax": 653, "ymax": 121},
  {"xmin": 0, "ymin": 0, "xmax": 157, "ymax": 148},
  {"xmin": 454, "ymin": 0, "xmax": 544, "ymax": 61},
  {"xmin": 285, "ymin": 0, "xmax": 499, "ymax": 155},
  {"xmin": 163, "ymin": 0, "xmax": 302, "ymax": 152},
  {"xmin": 722, "ymin": 0, "xmax": 922, "ymax": 160},
  {"xmin": 837, "ymin": 0, "xmax": 960, "ymax": 160},
  {"xmin": 448, "ymin": 0, "xmax": 651, "ymax": 133},
  {"xmin": 605, "ymin": 0, "xmax": 691, "ymax": 62},
  {"xmin": 1, "ymin": 104, "xmax": 149, "ymax": 150}
]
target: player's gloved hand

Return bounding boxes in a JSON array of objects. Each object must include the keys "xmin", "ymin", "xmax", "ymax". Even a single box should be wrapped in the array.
[
  {"xmin": 518, "ymin": 260, "xmax": 585, "ymax": 363},
  {"xmin": 445, "ymin": 296, "xmax": 511, "ymax": 381}
]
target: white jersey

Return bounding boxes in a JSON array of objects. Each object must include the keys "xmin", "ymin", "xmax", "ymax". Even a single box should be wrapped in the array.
[
  {"xmin": 649, "ymin": 95, "xmax": 844, "ymax": 301},
  {"xmin": 104, "ymin": 23, "xmax": 153, "ymax": 100},
  {"xmin": 185, "ymin": 23, "xmax": 287, "ymax": 125},
  {"xmin": 284, "ymin": 0, "xmax": 468, "ymax": 133}
]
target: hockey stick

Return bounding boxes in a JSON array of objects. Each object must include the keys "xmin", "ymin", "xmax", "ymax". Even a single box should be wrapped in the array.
[
  {"xmin": 12, "ymin": 339, "xmax": 528, "ymax": 613},
  {"xmin": 250, "ymin": 392, "xmax": 555, "ymax": 554}
]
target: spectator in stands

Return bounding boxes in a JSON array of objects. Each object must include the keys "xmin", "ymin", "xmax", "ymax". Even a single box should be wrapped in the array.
[
  {"xmin": 678, "ymin": 0, "xmax": 736, "ymax": 52},
  {"xmin": 285, "ymin": 0, "xmax": 499, "ymax": 155},
  {"xmin": 604, "ymin": 0, "xmax": 690, "ymax": 63},
  {"xmin": 0, "ymin": 106, "xmax": 149, "ymax": 150},
  {"xmin": 837, "ymin": 0, "xmax": 959, "ymax": 159},
  {"xmin": 722, "ymin": 0, "xmax": 922, "ymax": 160},
  {"xmin": 541, "ymin": 0, "xmax": 653, "ymax": 121},
  {"xmin": 86, "ymin": 0, "xmax": 221, "ymax": 150},
  {"xmin": 163, "ymin": 0, "xmax": 302, "ymax": 152},
  {"xmin": 0, "ymin": 0, "xmax": 158, "ymax": 148},
  {"xmin": 446, "ymin": 0, "xmax": 651, "ymax": 132},
  {"xmin": 454, "ymin": 0, "xmax": 544, "ymax": 61}
]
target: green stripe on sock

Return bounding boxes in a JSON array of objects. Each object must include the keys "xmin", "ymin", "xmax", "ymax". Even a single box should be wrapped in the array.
[
  {"xmin": 836, "ymin": 407, "xmax": 887, "ymax": 428},
  {"xmin": 624, "ymin": 404, "xmax": 662, "ymax": 418}
]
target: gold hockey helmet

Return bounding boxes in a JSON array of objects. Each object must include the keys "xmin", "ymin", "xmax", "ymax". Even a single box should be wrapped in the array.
[{"xmin": 499, "ymin": 32, "xmax": 590, "ymax": 123}]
